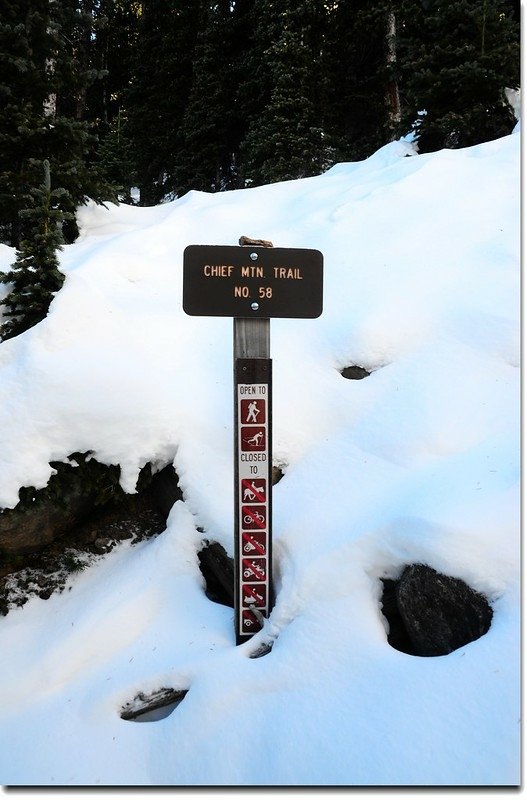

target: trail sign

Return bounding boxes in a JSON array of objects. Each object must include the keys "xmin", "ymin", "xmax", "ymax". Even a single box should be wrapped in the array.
[
  {"xmin": 183, "ymin": 237, "xmax": 323, "ymax": 646},
  {"xmin": 183, "ymin": 244, "xmax": 323, "ymax": 319}
]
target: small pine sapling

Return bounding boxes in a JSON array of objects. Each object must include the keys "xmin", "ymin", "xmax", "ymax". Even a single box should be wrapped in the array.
[{"xmin": 0, "ymin": 160, "xmax": 70, "ymax": 340}]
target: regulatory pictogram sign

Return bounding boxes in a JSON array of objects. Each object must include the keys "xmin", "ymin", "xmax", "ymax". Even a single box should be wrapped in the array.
[
  {"xmin": 241, "ymin": 426, "xmax": 266, "ymax": 451},
  {"xmin": 240, "ymin": 478, "xmax": 266, "ymax": 503},
  {"xmin": 241, "ymin": 505, "xmax": 267, "ymax": 530},
  {"xmin": 242, "ymin": 584, "xmax": 267, "ymax": 608},
  {"xmin": 242, "ymin": 531, "xmax": 267, "ymax": 556},
  {"xmin": 235, "ymin": 359, "xmax": 273, "ymax": 644},
  {"xmin": 242, "ymin": 558, "xmax": 267, "ymax": 582},
  {"xmin": 242, "ymin": 609, "xmax": 261, "ymax": 633},
  {"xmin": 241, "ymin": 399, "xmax": 266, "ymax": 424}
]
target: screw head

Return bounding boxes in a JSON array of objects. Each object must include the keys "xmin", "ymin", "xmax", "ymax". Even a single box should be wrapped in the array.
[
  {"xmin": 251, "ymin": 302, "xmax": 259, "ymax": 311},
  {"xmin": 250, "ymin": 252, "xmax": 258, "ymax": 261}
]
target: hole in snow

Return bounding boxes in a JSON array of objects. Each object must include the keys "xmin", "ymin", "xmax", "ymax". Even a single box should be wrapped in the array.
[
  {"xmin": 381, "ymin": 565, "xmax": 493, "ymax": 657},
  {"xmin": 120, "ymin": 688, "xmax": 188, "ymax": 722},
  {"xmin": 340, "ymin": 365, "xmax": 371, "ymax": 380},
  {"xmin": 249, "ymin": 640, "xmax": 274, "ymax": 659}
]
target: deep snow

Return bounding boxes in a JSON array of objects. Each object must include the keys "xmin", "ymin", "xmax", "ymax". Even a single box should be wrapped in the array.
[{"xmin": 0, "ymin": 131, "xmax": 520, "ymax": 786}]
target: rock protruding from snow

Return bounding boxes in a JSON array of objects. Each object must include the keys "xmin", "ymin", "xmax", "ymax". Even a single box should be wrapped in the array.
[{"xmin": 394, "ymin": 564, "xmax": 493, "ymax": 657}]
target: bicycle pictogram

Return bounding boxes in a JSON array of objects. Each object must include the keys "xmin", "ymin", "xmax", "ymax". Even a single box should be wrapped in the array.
[
  {"xmin": 243, "ymin": 510, "xmax": 264, "ymax": 526},
  {"xmin": 241, "ymin": 505, "xmax": 266, "ymax": 530}
]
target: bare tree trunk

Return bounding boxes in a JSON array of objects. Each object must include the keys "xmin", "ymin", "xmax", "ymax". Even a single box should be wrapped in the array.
[
  {"xmin": 386, "ymin": 9, "xmax": 401, "ymax": 139},
  {"xmin": 76, "ymin": 0, "xmax": 96, "ymax": 121},
  {"xmin": 43, "ymin": 55, "xmax": 57, "ymax": 119},
  {"xmin": 43, "ymin": 1, "xmax": 57, "ymax": 119}
]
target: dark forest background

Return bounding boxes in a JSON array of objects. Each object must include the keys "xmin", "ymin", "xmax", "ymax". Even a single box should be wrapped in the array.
[{"xmin": 0, "ymin": 0, "xmax": 520, "ymax": 338}]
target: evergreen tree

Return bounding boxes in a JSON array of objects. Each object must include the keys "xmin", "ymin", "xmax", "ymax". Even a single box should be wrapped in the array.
[
  {"xmin": 0, "ymin": 160, "xmax": 69, "ymax": 340},
  {"xmin": 173, "ymin": 1, "xmax": 252, "ymax": 195},
  {"xmin": 86, "ymin": 1, "xmax": 142, "ymax": 129},
  {"xmin": 0, "ymin": 0, "xmax": 116, "ymax": 247},
  {"xmin": 397, "ymin": 0, "xmax": 520, "ymax": 152},
  {"xmin": 240, "ymin": 0, "xmax": 328, "ymax": 186},
  {"xmin": 84, "ymin": 1, "xmax": 143, "ymax": 203},
  {"xmin": 322, "ymin": 1, "xmax": 396, "ymax": 163},
  {"xmin": 0, "ymin": 1, "xmax": 50, "ymax": 246},
  {"xmin": 96, "ymin": 110, "xmax": 136, "ymax": 202},
  {"xmin": 126, "ymin": 0, "xmax": 206, "ymax": 204}
]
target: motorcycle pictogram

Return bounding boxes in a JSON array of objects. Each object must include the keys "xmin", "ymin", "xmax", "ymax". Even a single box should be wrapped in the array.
[{"xmin": 243, "ymin": 561, "xmax": 266, "ymax": 580}]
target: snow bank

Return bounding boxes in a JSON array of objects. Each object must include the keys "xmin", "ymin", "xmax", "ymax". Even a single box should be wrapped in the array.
[{"xmin": 0, "ymin": 132, "xmax": 520, "ymax": 786}]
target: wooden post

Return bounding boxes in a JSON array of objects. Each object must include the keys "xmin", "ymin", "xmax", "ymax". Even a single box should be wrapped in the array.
[{"xmin": 233, "ymin": 318, "xmax": 270, "ymax": 359}]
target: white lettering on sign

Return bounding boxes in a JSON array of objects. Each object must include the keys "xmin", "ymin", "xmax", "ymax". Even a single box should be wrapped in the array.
[
  {"xmin": 273, "ymin": 267, "xmax": 303, "ymax": 279},
  {"xmin": 237, "ymin": 382, "xmax": 269, "ymax": 637},
  {"xmin": 241, "ymin": 265, "xmax": 264, "ymax": 278},
  {"xmin": 203, "ymin": 264, "xmax": 235, "ymax": 277}
]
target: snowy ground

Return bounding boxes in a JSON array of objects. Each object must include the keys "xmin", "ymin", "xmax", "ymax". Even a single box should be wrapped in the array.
[{"xmin": 0, "ymin": 130, "xmax": 520, "ymax": 786}]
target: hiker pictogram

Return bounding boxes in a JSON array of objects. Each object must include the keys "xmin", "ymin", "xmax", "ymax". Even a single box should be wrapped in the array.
[
  {"xmin": 241, "ymin": 398, "xmax": 266, "ymax": 424},
  {"xmin": 241, "ymin": 426, "xmax": 266, "ymax": 451}
]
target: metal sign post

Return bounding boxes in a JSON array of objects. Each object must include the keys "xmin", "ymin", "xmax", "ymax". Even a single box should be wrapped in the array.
[{"xmin": 183, "ymin": 238, "xmax": 323, "ymax": 644}]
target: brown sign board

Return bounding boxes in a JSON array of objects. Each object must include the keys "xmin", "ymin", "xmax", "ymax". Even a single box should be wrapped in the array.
[{"xmin": 183, "ymin": 245, "xmax": 323, "ymax": 319}]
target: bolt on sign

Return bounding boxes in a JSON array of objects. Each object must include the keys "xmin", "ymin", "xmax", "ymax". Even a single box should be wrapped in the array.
[{"xmin": 183, "ymin": 239, "xmax": 323, "ymax": 645}]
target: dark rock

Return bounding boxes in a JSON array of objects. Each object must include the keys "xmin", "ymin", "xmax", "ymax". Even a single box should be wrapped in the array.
[
  {"xmin": 198, "ymin": 541, "xmax": 234, "ymax": 607},
  {"xmin": 381, "ymin": 579, "xmax": 416, "ymax": 655},
  {"xmin": 395, "ymin": 564, "xmax": 493, "ymax": 657},
  {"xmin": 114, "ymin": 529, "xmax": 133, "ymax": 541},
  {"xmin": 149, "ymin": 465, "xmax": 183, "ymax": 520},
  {"xmin": 340, "ymin": 365, "xmax": 371, "ymax": 380},
  {"xmin": 0, "ymin": 488, "xmax": 92, "ymax": 556},
  {"xmin": 272, "ymin": 465, "xmax": 284, "ymax": 485},
  {"xmin": 0, "ymin": 452, "xmax": 124, "ymax": 556},
  {"xmin": 0, "ymin": 454, "xmax": 172, "ymax": 559}
]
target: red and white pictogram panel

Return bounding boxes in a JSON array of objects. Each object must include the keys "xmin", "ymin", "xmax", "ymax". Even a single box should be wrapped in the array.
[{"xmin": 236, "ymin": 379, "xmax": 270, "ymax": 642}]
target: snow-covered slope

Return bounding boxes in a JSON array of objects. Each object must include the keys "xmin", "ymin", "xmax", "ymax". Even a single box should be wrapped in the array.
[{"xmin": 0, "ymin": 132, "xmax": 520, "ymax": 786}]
